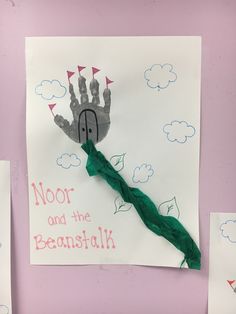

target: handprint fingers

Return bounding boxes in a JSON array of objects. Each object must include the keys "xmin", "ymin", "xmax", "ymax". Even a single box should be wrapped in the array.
[
  {"xmin": 54, "ymin": 115, "xmax": 70, "ymax": 129},
  {"xmin": 103, "ymin": 88, "xmax": 111, "ymax": 113},
  {"xmin": 69, "ymin": 83, "xmax": 79, "ymax": 113},
  {"xmin": 78, "ymin": 76, "xmax": 89, "ymax": 104},
  {"xmin": 69, "ymin": 83, "xmax": 78, "ymax": 102},
  {"xmin": 54, "ymin": 115, "xmax": 79, "ymax": 142},
  {"xmin": 54, "ymin": 69, "xmax": 112, "ymax": 144},
  {"xmin": 90, "ymin": 78, "xmax": 100, "ymax": 105}
]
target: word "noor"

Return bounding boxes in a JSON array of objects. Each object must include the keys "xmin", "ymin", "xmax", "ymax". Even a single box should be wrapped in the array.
[{"xmin": 31, "ymin": 182, "xmax": 74, "ymax": 206}]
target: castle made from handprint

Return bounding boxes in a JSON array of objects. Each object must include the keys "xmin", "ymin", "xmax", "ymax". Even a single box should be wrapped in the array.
[{"xmin": 54, "ymin": 75, "xmax": 111, "ymax": 144}]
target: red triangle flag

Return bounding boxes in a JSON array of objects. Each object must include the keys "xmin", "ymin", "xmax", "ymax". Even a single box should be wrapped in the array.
[
  {"xmin": 48, "ymin": 103, "xmax": 56, "ymax": 117},
  {"xmin": 227, "ymin": 280, "xmax": 235, "ymax": 286},
  {"xmin": 67, "ymin": 71, "xmax": 75, "ymax": 80},
  {"xmin": 106, "ymin": 76, "xmax": 114, "ymax": 86},
  {"xmin": 78, "ymin": 65, "xmax": 86, "ymax": 73},
  {"xmin": 92, "ymin": 67, "xmax": 100, "ymax": 76},
  {"xmin": 48, "ymin": 104, "xmax": 56, "ymax": 111}
]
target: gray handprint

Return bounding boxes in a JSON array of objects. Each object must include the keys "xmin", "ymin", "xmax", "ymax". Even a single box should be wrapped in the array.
[{"xmin": 54, "ymin": 75, "xmax": 111, "ymax": 144}]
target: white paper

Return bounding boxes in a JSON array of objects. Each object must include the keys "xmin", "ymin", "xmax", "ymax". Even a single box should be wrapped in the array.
[
  {"xmin": 26, "ymin": 37, "xmax": 201, "ymax": 266},
  {"xmin": 0, "ymin": 161, "xmax": 11, "ymax": 314},
  {"xmin": 208, "ymin": 213, "xmax": 236, "ymax": 314}
]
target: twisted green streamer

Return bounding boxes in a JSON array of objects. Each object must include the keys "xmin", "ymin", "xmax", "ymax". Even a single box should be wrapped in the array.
[{"xmin": 82, "ymin": 140, "xmax": 201, "ymax": 270}]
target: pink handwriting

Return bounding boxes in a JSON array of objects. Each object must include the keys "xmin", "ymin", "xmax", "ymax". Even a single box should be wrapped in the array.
[
  {"xmin": 71, "ymin": 210, "xmax": 91, "ymax": 223},
  {"xmin": 33, "ymin": 226, "xmax": 116, "ymax": 250},
  {"xmin": 31, "ymin": 182, "xmax": 74, "ymax": 206},
  {"xmin": 48, "ymin": 214, "xmax": 67, "ymax": 226}
]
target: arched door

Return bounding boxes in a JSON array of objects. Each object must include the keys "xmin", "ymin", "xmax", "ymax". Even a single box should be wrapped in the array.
[{"xmin": 78, "ymin": 109, "xmax": 99, "ymax": 143}]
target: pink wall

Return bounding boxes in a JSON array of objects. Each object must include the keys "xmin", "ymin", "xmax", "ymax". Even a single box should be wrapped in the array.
[{"xmin": 0, "ymin": 0, "xmax": 236, "ymax": 313}]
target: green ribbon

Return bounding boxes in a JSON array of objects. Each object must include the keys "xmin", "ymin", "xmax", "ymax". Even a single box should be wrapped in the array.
[{"xmin": 82, "ymin": 140, "xmax": 201, "ymax": 270}]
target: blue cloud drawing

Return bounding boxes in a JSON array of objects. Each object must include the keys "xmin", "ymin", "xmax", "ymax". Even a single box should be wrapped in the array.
[
  {"xmin": 35, "ymin": 80, "xmax": 67, "ymax": 100},
  {"xmin": 132, "ymin": 163, "xmax": 154, "ymax": 183},
  {"xmin": 220, "ymin": 220, "xmax": 236, "ymax": 243},
  {"xmin": 0, "ymin": 305, "xmax": 9, "ymax": 314},
  {"xmin": 57, "ymin": 153, "xmax": 81, "ymax": 169},
  {"xmin": 144, "ymin": 64, "xmax": 177, "ymax": 90},
  {"xmin": 163, "ymin": 120, "xmax": 195, "ymax": 144}
]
